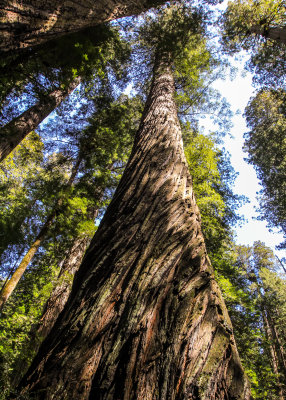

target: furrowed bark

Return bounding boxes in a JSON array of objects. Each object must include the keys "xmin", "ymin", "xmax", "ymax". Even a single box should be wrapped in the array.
[
  {"xmin": 0, "ymin": 157, "xmax": 81, "ymax": 312},
  {"xmin": 0, "ymin": 0, "xmax": 166, "ymax": 53},
  {"xmin": 17, "ymin": 52, "xmax": 250, "ymax": 400},
  {"xmin": 0, "ymin": 78, "xmax": 80, "ymax": 162}
]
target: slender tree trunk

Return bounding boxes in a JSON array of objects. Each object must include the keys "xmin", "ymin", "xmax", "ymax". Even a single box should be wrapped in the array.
[
  {"xmin": 0, "ymin": 0, "xmax": 165, "ymax": 53},
  {"xmin": 0, "ymin": 212, "xmax": 54, "ymax": 313},
  {"xmin": 17, "ymin": 52, "xmax": 250, "ymax": 400},
  {"xmin": 0, "ymin": 157, "xmax": 81, "ymax": 312},
  {"xmin": 11, "ymin": 206, "xmax": 101, "ymax": 386},
  {"xmin": 36, "ymin": 209, "xmax": 99, "ymax": 342},
  {"xmin": 276, "ymin": 256, "xmax": 286, "ymax": 274},
  {"xmin": 35, "ymin": 236, "xmax": 91, "ymax": 339},
  {"xmin": 262, "ymin": 308, "xmax": 285, "ymax": 400},
  {"xmin": 267, "ymin": 309, "xmax": 286, "ymax": 389},
  {"xmin": 0, "ymin": 78, "xmax": 80, "ymax": 162},
  {"xmin": 250, "ymin": 25, "xmax": 286, "ymax": 45}
]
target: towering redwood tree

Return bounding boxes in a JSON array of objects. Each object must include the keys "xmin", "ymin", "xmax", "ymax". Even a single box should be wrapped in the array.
[
  {"xmin": 17, "ymin": 19, "xmax": 250, "ymax": 398},
  {"xmin": 0, "ymin": 0, "xmax": 166, "ymax": 53},
  {"xmin": 0, "ymin": 78, "xmax": 80, "ymax": 162}
]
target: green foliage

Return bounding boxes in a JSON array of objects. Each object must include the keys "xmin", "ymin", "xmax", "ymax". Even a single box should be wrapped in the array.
[
  {"xmin": 184, "ymin": 129, "xmax": 226, "ymax": 241},
  {"xmin": 221, "ymin": 0, "xmax": 286, "ymax": 88},
  {"xmin": 218, "ymin": 242, "xmax": 286, "ymax": 399},
  {"xmin": 0, "ymin": 257, "xmax": 59, "ymax": 397},
  {"xmin": 244, "ymin": 88, "xmax": 286, "ymax": 248},
  {"xmin": 183, "ymin": 124, "xmax": 245, "ymax": 253},
  {"xmin": 128, "ymin": 3, "xmax": 233, "ymax": 136},
  {"xmin": 221, "ymin": 0, "xmax": 285, "ymax": 51},
  {"xmin": 0, "ymin": 23, "xmax": 131, "ymax": 127},
  {"xmin": 0, "ymin": 132, "xmax": 45, "ymax": 260}
]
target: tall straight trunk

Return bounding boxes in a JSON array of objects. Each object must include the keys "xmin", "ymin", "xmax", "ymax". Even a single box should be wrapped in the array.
[
  {"xmin": 262, "ymin": 308, "xmax": 285, "ymax": 400},
  {"xmin": 0, "ymin": 157, "xmax": 81, "ymax": 312},
  {"xmin": 0, "ymin": 0, "xmax": 165, "ymax": 53},
  {"xmin": 0, "ymin": 212, "xmax": 55, "ymax": 312},
  {"xmin": 267, "ymin": 308, "xmax": 286, "ymax": 391},
  {"xmin": 0, "ymin": 78, "xmax": 80, "ymax": 162},
  {"xmin": 250, "ymin": 25, "xmax": 286, "ymax": 45},
  {"xmin": 17, "ymin": 52, "xmax": 250, "ymax": 400},
  {"xmin": 269, "ymin": 312, "xmax": 286, "ymax": 371},
  {"xmin": 36, "ymin": 208, "xmax": 99, "ymax": 343},
  {"xmin": 276, "ymin": 256, "xmax": 286, "ymax": 274}
]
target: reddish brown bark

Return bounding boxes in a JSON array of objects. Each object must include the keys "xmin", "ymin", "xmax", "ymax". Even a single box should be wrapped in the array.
[
  {"xmin": 0, "ymin": 78, "xmax": 80, "ymax": 162},
  {"xmin": 17, "ymin": 53, "xmax": 250, "ymax": 400},
  {"xmin": 0, "ymin": 0, "xmax": 166, "ymax": 53}
]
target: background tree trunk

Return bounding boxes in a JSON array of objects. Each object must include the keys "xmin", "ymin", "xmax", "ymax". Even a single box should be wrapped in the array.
[
  {"xmin": 36, "ymin": 209, "xmax": 99, "ymax": 343},
  {"xmin": 0, "ymin": 211, "xmax": 55, "ymax": 313},
  {"xmin": 0, "ymin": 0, "xmax": 166, "ymax": 53},
  {"xmin": 17, "ymin": 54, "xmax": 250, "ymax": 400},
  {"xmin": 0, "ymin": 78, "xmax": 80, "ymax": 162},
  {"xmin": 11, "ymin": 234, "xmax": 93, "ymax": 387},
  {"xmin": 0, "ymin": 156, "xmax": 81, "ymax": 312},
  {"xmin": 250, "ymin": 25, "xmax": 286, "ymax": 45},
  {"xmin": 262, "ymin": 309, "xmax": 285, "ymax": 400}
]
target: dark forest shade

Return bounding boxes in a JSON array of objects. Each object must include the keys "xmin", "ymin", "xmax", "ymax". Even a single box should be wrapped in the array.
[{"xmin": 16, "ymin": 50, "xmax": 250, "ymax": 399}]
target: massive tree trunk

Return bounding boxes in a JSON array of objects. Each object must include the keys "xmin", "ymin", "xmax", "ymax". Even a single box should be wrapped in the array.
[
  {"xmin": 0, "ymin": 0, "xmax": 166, "ymax": 53},
  {"xmin": 0, "ymin": 157, "xmax": 81, "ymax": 312},
  {"xmin": 0, "ymin": 78, "xmax": 80, "ymax": 162},
  {"xmin": 17, "ymin": 52, "xmax": 250, "ymax": 400}
]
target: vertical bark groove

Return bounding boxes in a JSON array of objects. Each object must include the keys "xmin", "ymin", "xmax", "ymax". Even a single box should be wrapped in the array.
[{"xmin": 17, "ymin": 55, "xmax": 250, "ymax": 400}]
